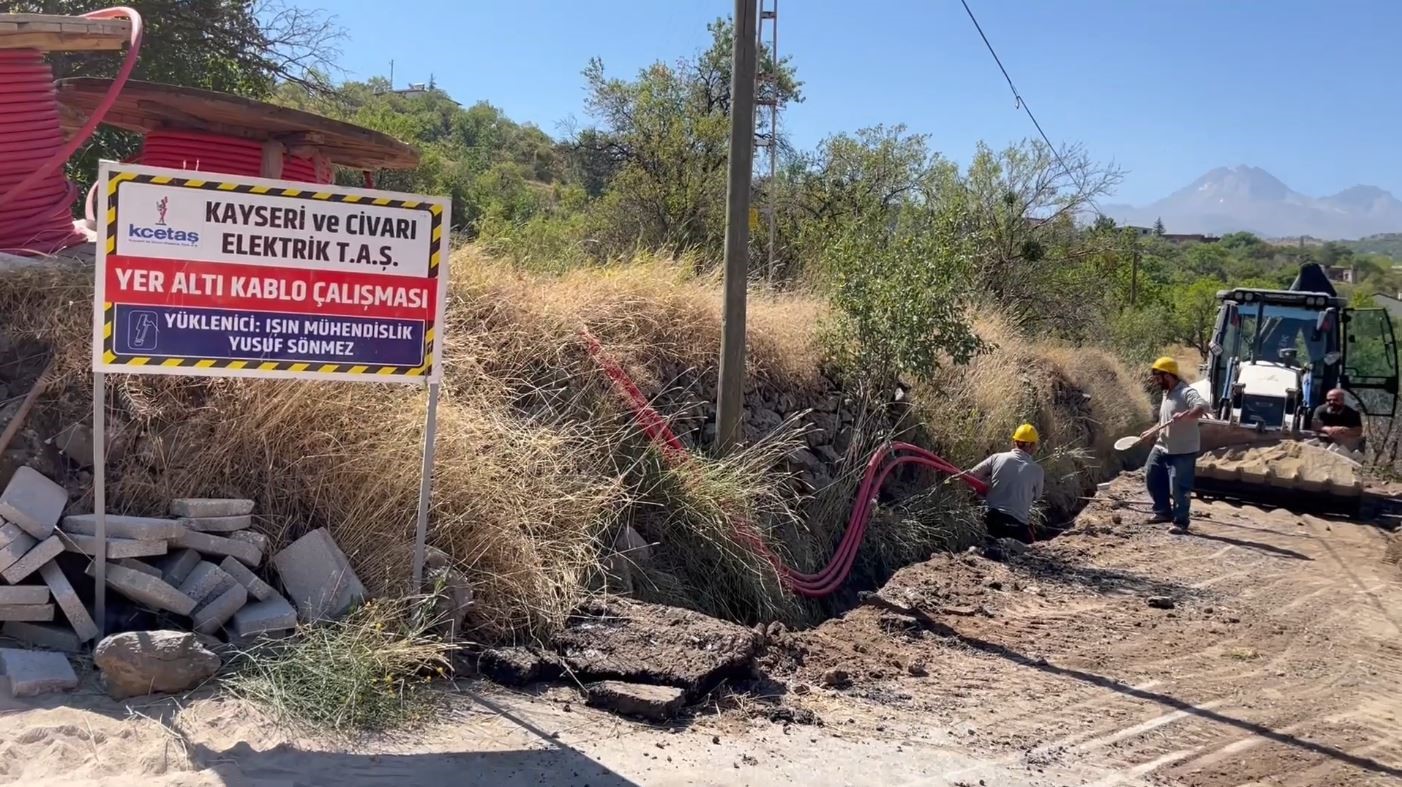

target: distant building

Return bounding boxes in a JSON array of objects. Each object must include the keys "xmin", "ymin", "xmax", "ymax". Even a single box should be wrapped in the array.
[
  {"xmin": 1161, "ymin": 233, "xmax": 1220, "ymax": 244},
  {"xmin": 1125, "ymin": 225, "xmax": 1154, "ymax": 237},
  {"xmin": 1324, "ymin": 265, "xmax": 1356, "ymax": 284}
]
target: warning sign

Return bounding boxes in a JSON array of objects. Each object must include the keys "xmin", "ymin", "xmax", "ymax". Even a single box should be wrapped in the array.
[{"xmin": 93, "ymin": 163, "xmax": 450, "ymax": 383}]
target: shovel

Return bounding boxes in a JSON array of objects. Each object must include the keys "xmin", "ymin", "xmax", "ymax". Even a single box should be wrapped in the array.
[{"xmin": 1114, "ymin": 421, "xmax": 1169, "ymax": 453}]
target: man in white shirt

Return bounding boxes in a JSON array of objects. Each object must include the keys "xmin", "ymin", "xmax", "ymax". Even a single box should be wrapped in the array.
[{"xmin": 956, "ymin": 423, "xmax": 1046, "ymax": 542}]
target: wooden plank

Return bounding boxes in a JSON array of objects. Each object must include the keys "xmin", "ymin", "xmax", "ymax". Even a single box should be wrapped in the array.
[{"xmin": 0, "ymin": 13, "xmax": 129, "ymax": 52}]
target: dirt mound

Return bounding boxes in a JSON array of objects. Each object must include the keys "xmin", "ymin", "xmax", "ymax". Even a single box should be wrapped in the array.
[
  {"xmin": 1197, "ymin": 440, "xmax": 1363, "ymax": 496},
  {"xmin": 1386, "ymin": 532, "xmax": 1402, "ymax": 568}
]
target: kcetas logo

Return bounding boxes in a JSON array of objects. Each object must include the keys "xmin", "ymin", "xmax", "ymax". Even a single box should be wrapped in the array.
[{"xmin": 127, "ymin": 194, "xmax": 200, "ymax": 247}]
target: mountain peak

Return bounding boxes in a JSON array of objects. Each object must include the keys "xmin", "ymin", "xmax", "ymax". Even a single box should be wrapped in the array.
[{"xmin": 1112, "ymin": 166, "xmax": 1402, "ymax": 240}]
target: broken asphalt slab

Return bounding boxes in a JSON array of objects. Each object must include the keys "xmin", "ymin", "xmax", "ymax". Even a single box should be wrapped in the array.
[{"xmin": 551, "ymin": 599, "xmax": 760, "ymax": 699}]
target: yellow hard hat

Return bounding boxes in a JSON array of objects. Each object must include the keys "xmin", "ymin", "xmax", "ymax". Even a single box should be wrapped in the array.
[
  {"xmin": 1151, "ymin": 356, "xmax": 1180, "ymax": 376},
  {"xmin": 1012, "ymin": 423, "xmax": 1039, "ymax": 444}
]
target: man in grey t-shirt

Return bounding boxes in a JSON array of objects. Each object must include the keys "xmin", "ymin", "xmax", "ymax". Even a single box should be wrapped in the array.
[
  {"xmin": 954, "ymin": 423, "xmax": 1045, "ymax": 542},
  {"xmin": 1141, "ymin": 356, "xmax": 1208, "ymax": 532}
]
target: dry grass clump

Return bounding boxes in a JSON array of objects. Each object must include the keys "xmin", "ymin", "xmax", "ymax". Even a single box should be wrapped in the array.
[{"xmin": 225, "ymin": 597, "xmax": 454, "ymax": 733}]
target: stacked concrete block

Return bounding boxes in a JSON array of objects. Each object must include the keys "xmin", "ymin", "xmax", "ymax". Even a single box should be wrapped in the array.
[
  {"xmin": 192, "ymin": 583, "xmax": 247, "ymax": 634},
  {"xmin": 117, "ymin": 558, "xmax": 162, "ymax": 578},
  {"xmin": 171, "ymin": 530, "xmax": 261, "ymax": 566},
  {"xmin": 0, "ymin": 647, "xmax": 77, "ymax": 697},
  {"xmin": 170, "ymin": 499, "xmax": 254, "ymax": 518},
  {"xmin": 59, "ymin": 531, "xmax": 168, "ymax": 559},
  {"xmin": 62, "ymin": 513, "xmax": 186, "ymax": 540},
  {"xmin": 39, "ymin": 562, "xmax": 99, "ymax": 642},
  {"xmin": 177, "ymin": 561, "xmax": 233, "ymax": 605},
  {"xmin": 1, "ymin": 621, "xmax": 82, "ymax": 653},
  {"xmin": 156, "ymin": 548, "xmax": 201, "ymax": 586},
  {"xmin": 0, "ymin": 523, "xmax": 36, "ymax": 574},
  {"xmin": 86, "ymin": 562, "xmax": 197, "ymax": 616},
  {"xmin": 1, "ymin": 534, "xmax": 63, "ymax": 583},
  {"xmin": 231, "ymin": 595, "xmax": 297, "ymax": 638},
  {"xmin": 220, "ymin": 556, "xmax": 276, "ymax": 602},
  {"xmin": 273, "ymin": 528, "xmax": 365, "ymax": 622},
  {"xmin": 0, "ymin": 604, "xmax": 53, "ymax": 621},
  {"xmin": 0, "ymin": 467, "xmax": 66, "ymax": 539},
  {"xmin": 178, "ymin": 515, "xmax": 252, "ymax": 533}
]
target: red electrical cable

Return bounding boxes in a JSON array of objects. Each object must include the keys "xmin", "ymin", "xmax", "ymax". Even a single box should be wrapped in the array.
[
  {"xmin": 580, "ymin": 327, "xmax": 991, "ymax": 598},
  {"xmin": 133, "ymin": 130, "xmax": 327, "ymax": 182},
  {"xmin": 0, "ymin": 7, "xmax": 143, "ymax": 256}
]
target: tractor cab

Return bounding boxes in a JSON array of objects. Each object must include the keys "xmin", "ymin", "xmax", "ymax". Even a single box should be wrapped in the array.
[{"xmin": 1194, "ymin": 264, "xmax": 1398, "ymax": 437}]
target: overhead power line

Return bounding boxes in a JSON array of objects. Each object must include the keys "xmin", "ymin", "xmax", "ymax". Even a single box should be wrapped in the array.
[{"xmin": 957, "ymin": 0, "xmax": 1083, "ymax": 195}]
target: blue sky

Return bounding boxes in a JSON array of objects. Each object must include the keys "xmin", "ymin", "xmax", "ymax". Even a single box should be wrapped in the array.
[{"xmin": 324, "ymin": 0, "xmax": 1402, "ymax": 205}]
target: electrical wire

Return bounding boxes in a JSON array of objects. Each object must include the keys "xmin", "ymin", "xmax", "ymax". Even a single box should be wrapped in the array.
[{"xmin": 957, "ymin": 0, "xmax": 1099, "ymax": 212}]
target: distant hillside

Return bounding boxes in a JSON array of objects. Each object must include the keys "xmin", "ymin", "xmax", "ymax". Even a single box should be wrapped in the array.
[
  {"xmin": 1345, "ymin": 233, "xmax": 1402, "ymax": 261},
  {"xmin": 1108, "ymin": 166, "xmax": 1402, "ymax": 240}
]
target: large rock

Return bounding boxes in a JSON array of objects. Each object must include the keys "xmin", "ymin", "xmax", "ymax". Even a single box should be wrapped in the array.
[
  {"xmin": 585, "ymin": 680, "xmax": 686, "ymax": 721},
  {"xmin": 93, "ymin": 630, "xmax": 221, "ymax": 699},
  {"xmin": 552, "ymin": 599, "xmax": 760, "ymax": 698}
]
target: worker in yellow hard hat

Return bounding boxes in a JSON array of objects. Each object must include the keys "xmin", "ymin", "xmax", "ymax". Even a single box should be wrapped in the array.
[
  {"xmin": 1142, "ymin": 356, "xmax": 1208, "ymax": 533},
  {"xmin": 951, "ymin": 423, "xmax": 1045, "ymax": 547}
]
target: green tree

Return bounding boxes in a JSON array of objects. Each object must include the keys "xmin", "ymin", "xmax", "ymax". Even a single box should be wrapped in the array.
[
  {"xmin": 1153, "ymin": 217, "xmax": 1165, "ymax": 236},
  {"xmin": 572, "ymin": 18, "xmax": 801, "ymax": 258}
]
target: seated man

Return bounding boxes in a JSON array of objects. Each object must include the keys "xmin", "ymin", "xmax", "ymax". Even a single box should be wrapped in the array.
[{"xmin": 1312, "ymin": 388, "xmax": 1364, "ymax": 455}]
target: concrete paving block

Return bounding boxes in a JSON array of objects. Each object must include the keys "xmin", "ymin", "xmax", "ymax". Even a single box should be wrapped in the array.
[
  {"xmin": 86, "ymin": 562, "xmax": 197, "ymax": 616},
  {"xmin": 177, "ymin": 561, "xmax": 233, "ymax": 604},
  {"xmin": 179, "ymin": 515, "xmax": 252, "ymax": 533},
  {"xmin": 1, "ymin": 621, "xmax": 82, "ymax": 653},
  {"xmin": 231, "ymin": 595, "xmax": 297, "ymax": 637},
  {"xmin": 0, "ymin": 467, "xmax": 67, "ymax": 539},
  {"xmin": 272, "ymin": 528, "xmax": 365, "ymax": 622},
  {"xmin": 0, "ymin": 647, "xmax": 77, "ymax": 697},
  {"xmin": 1, "ymin": 535, "xmax": 63, "ymax": 583},
  {"xmin": 39, "ymin": 561, "xmax": 99, "ymax": 642},
  {"xmin": 172, "ymin": 529, "xmax": 261, "ymax": 566},
  {"xmin": 156, "ymin": 549, "xmax": 201, "ymax": 586},
  {"xmin": 0, "ymin": 521, "xmax": 24, "ymax": 549},
  {"xmin": 62, "ymin": 513, "xmax": 186, "ymax": 540},
  {"xmin": 193, "ymin": 583, "xmax": 246, "ymax": 634},
  {"xmin": 117, "ymin": 558, "xmax": 161, "ymax": 578},
  {"xmin": 0, "ymin": 586, "xmax": 49, "ymax": 605},
  {"xmin": 52, "ymin": 424, "xmax": 95, "ymax": 468},
  {"xmin": 59, "ymin": 531, "xmax": 168, "ymax": 559},
  {"xmin": 219, "ymin": 556, "xmax": 277, "ymax": 602},
  {"xmin": 0, "ymin": 530, "xmax": 37, "ymax": 575},
  {"xmin": 228, "ymin": 529, "xmax": 268, "ymax": 551},
  {"xmin": 0, "ymin": 604, "xmax": 54, "ymax": 621},
  {"xmin": 170, "ymin": 499, "xmax": 254, "ymax": 518}
]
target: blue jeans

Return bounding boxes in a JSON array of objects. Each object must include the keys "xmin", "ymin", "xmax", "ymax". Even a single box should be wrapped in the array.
[{"xmin": 1146, "ymin": 448, "xmax": 1196, "ymax": 525}]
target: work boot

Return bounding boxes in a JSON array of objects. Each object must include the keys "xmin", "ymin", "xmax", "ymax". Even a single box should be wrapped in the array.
[
  {"xmin": 1147, "ymin": 513, "xmax": 1173, "ymax": 524},
  {"xmin": 1168, "ymin": 524, "xmax": 1191, "ymax": 535}
]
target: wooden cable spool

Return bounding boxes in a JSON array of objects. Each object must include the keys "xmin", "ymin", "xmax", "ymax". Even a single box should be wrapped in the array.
[{"xmin": 56, "ymin": 78, "xmax": 420, "ymax": 178}]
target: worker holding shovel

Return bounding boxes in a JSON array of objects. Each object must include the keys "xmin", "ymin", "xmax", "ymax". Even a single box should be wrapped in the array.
[{"xmin": 1142, "ymin": 357, "xmax": 1208, "ymax": 533}]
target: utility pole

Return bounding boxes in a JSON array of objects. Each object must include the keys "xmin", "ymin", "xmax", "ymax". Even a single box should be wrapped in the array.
[
  {"xmin": 1130, "ymin": 243, "xmax": 1140, "ymax": 307},
  {"xmin": 715, "ymin": 0, "xmax": 758, "ymax": 453},
  {"xmin": 757, "ymin": 0, "xmax": 780, "ymax": 281},
  {"xmin": 389, "ymin": 59, "xmax": 395, "ymax": 89}
]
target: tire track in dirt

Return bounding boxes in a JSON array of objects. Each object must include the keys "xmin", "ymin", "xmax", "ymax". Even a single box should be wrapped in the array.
[{"xmin": 764, "ymin": 475, "xmax": 1402, "ymax": 786}]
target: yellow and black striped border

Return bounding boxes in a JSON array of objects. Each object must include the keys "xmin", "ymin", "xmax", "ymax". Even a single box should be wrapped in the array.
[{"xmin": 102, "ymin": 169, "xmax": 443, "ymax": 378}]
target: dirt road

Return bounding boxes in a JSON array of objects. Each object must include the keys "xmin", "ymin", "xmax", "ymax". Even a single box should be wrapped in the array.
[
  {"xmin": 2, "ymin": 473, "xmax": 1399, "ymax": 786},
  {"xmin": 762, "ymin": 473, "xmax": 1402, "ymax": 786}
]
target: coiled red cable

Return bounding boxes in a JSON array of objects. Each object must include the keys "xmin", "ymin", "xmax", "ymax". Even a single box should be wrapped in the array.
[
  {"xmin": 581, "ymin": 327, "xmax": 989, "ymax": 598},
  {"xmin": 133, "ymin": 130, "xmax": 330, "ymax": 182},
  {"xmin": 0, "ymin": 7, "xmax": 143, "ymax": 255}
]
